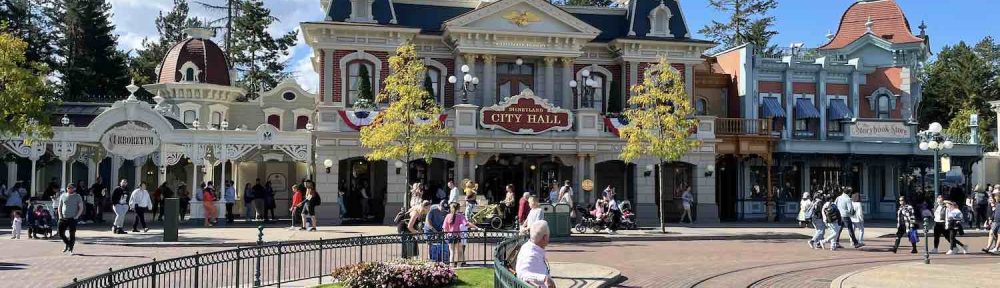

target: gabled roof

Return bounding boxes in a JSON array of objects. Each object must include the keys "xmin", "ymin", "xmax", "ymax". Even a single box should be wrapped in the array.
[
  {"xmin": 820, "ymin": 0, "xmax": 924, "ymax": 50},
  {"xmin": 629, "ymin": 0, "xmax": 690, "ymax": 39},
  {"xmin": 443, "ymin": 0, "xmax": 601, "ymax": 36}
]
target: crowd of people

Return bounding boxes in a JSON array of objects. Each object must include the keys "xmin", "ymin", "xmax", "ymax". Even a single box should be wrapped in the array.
[{"xmin": 796, "ymin": 183, "xmax": 1000, "ymax": 255}]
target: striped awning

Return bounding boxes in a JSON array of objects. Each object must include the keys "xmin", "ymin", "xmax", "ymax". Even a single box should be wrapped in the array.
[
  {"xmin": 794, "ymin": 99, "xmax": 820, "ymax": 119},
  {"xmin": 760, "ymin": 97, "xmax": 786, "ymax": 118},
  {"xmin": 827, "ymin": 99, "xmax": 852, "ymax": 120}
]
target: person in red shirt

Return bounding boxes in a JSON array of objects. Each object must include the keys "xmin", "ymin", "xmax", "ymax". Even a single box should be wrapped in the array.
[
  {"xmin": 289, "ymin": 185, "xmax": 305, "ymax": 230},
  {"xmin": 518, "ymin": 192, "xmax": 531, "ymax": 225}
]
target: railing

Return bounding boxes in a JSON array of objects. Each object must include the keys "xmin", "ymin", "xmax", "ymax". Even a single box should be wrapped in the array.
[
  {"xmin": 64, "ymin": 230, "xmax": 519, "ymax": 288},
  {"xmin": 493, "ymin": 234, "xmax": 532, "ymax": 288},
  {"xmin": 715, "ymin": 118, "xmax": 774, "ymax": 136}
]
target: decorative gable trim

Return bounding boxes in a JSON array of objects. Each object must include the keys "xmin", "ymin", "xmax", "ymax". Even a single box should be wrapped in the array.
[
  {"xmin": 646, "ymin": 1, "xmax": 672, "ymax": 38},
  {"xmin": 443, "ymin": 0, "xmax": 601, "ymax": 35},
  {"xmin": 866, "ymin": 87, "xmax": 898, "ymax": 112}
]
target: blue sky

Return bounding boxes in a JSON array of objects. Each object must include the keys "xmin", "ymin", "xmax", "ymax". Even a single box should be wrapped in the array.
[{"xmin": 108, "ymin": 0, "xmax": 999, "ymax": 93}]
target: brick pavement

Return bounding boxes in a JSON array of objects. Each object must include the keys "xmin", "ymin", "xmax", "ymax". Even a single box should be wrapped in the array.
[{"xmin": 545, "ymin": 235, "xmax": 1000, "ymax": 288}]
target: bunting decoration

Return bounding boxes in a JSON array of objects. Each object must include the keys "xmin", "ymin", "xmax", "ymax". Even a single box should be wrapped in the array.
[
  {"xmin": 604, "ymin": 115, "xmax": 629, "ymax": 137},
  {"xmin": 339, "ymin": 110, "xmax": 380, "ymax": 131},
  {"xmin": 413, "ymin": 114, "xmax": 449, "ymax": 126}
]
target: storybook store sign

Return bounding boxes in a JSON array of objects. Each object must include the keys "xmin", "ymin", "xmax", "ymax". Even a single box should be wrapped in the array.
[
  {"xmin": 850, "ymin": 121, "xmax": 910, "ymax": 138},
  {"xmin": 480, "ymin": 89, "xmax": 572, "ymax": 135}
]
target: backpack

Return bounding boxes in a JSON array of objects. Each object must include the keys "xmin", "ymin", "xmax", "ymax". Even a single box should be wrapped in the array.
[
  {"xmin": 811, "ymin": 201, "xmax": 825, "ymax": 219},
  {"xmin": 393, "ymin": 207, "xmax": 409, "ymax": 225},
  {"xmin": 311, "ymin": 193, "xmax": 322, "ymax": 206},
  {"xmin": 823, "ymin": 203, "xmax": 841, "ymax": 222}
]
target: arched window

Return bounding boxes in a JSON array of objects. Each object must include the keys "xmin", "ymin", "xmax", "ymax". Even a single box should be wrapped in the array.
[
  {"xmin": 348, "ymin": 60, "xmax": 375, "ymax": 106},
  {"xmin": 267, "ymin": 114, "xmax": 281, "ymax": 130},
  {"xmin": 695, "ymin": 98, "xmax": 708, "ymax": 115},
  {"xmin": 296, "ymin": 116, "xmax": 310, "ymax": 130},
  {"xmin": 647, "ymin": 3, "xmax": 672, "ymax": 37},
  {"xmin": 425, "ymin": 68, "xmax": 441, "ymax": 104},
  {"xmin": 211, "ymin": 111, "xmax": 223, "ymax": 129},
  {"xmin": 876, "ymin": 95, "xmax": 890, "ymax": 119},
  {"xmin": 590, "ymin": 73, "xmax": 606, "ymax": 112},
  {"xmin": 182, "ymin": 110, "xmax": 196, "ymax": 124},
  {"xmin": 185, "ymin": 68, "xmax": 196, "ymax": 82}
]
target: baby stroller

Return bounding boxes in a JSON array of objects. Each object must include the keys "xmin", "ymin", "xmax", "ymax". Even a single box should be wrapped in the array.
[
  {"xmin": 573, "ymin": 205, "xmax": 607, "ymax": 233},
  {"xmin": 471, "ymin": 203, "xmax": 515, "ymax": 230},
  {"xmin": 619, "ymin": 201, "xmax": 637, "ymax": 230},
  {"xmin": 26, "ymin": 202, "xmax": 55, "ymax": 239}
]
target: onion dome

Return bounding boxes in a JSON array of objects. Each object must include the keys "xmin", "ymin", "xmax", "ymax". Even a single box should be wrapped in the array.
[{"xmin": 157, "ymin": 27, "xmax": 232, "ymax": 86}]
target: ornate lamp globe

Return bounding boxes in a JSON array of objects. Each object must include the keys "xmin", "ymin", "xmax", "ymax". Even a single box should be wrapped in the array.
[
  {"xmin": 942, "ymin": 140, "xmax": 954, "ymax": 149},
  {"xmin": 448, "ymin": 75, "xmax": 457, "ymax": 84},
  {"xmin": 928, "ymin": 122, "xmax": 942, "ymax": 133},
  {"xmin": 918, "ymin": 142, "xmax": 929, "ymax": 151},
  {"xmin": 927, "ymin": 141, "xmax": 939, "ymax": 150}
]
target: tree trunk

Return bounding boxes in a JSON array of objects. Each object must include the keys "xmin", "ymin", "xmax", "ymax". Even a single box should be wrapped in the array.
[
  {"xmin": 658, "ymin": 159, "xmax": 666, "ymax": 233},
  {"xmin": 403, "ymin": 156, "xmax": 411, "ymax": 211}
]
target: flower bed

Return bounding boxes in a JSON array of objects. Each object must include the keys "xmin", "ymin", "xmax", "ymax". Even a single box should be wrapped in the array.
[{"xmin": 331, "ymin": 259, "xmax": 457, "ymax": 288}]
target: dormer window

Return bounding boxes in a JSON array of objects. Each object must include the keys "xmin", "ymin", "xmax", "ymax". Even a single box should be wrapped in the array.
[
  {"xmin": 648, "ymin": 2, "xmax": 673, "ymax": 37},
  {"xmin": 178, "ymin": 61, "xmax": 202, "ymax": 83},
  {"xmin": 348, "ymin": 0, "xmax": 376, "ymax": 23}
]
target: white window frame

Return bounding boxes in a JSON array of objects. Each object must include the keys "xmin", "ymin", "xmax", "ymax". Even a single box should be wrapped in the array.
[
  {"xmin": 647, "ymin": 2, "xmax": 674, "ymax": 37},
  {"xmin": 422, "ymin": 58, "xmax": 448, "ymax": 105},
  {"xmin": 576, "ymin": 64, "xmax": 614, "ymax": 113},
  {"xmin": 281, "ymin": 91, "xmax": 297, "ymax": 102},
  {"xmin": 695, "ymin": 97, "xmax": 708, "ymax": 116},
  {"xmin": 178, "ymin": 61, "xmax": 202, "ymax": 82},
  {"xmin": 793, "ymin": 94, "xmax": 815, "ymax": 133},
  {"xmin": 292, "ymin": 108, "xmax": 313, "ymax": 131},
  {"xmin": 176, "ymin": 102, "xmax": 202, "ymax": 124},
  {"xmin": 208, "ymin": 104, "xmax": 229, "ymax": 130},
  {"xmin": 263, "ymin": 107, "xmax": 285, "ymax": 131},
  {"xmin": 340, "ymin": 51, "xmax": 382, "ymax": 107},
  {"xmin": 827, "ymin": 95, "xmax": 848, "ymax": 134}
]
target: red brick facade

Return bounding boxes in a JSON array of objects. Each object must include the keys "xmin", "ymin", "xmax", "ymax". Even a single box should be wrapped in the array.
[
  {"xmin": 758, "ymin": 81, "xmax": 783, "ymax": 94},
  {"xmin": 434, "ymin": 58, "xmax": 455, "ymax": 107},
  {"xmin": 318, "ymin": 50, "xmax": 325, "ymax": 103},
  {"xmin": 826, "ymin": 84, "xmax": 849, "ymax": 96},
  {"xmin": 792, "ymin": 82, "xmax": 816, "ymax": 95},
  {"xmin": 859, "ymin": 67, "xmax": 904, "ymax": 119}
]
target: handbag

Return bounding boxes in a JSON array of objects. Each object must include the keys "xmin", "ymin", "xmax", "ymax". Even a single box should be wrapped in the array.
[{"xmin": 907, "ymin": 229, "xmax": 919, "ymax": 244}]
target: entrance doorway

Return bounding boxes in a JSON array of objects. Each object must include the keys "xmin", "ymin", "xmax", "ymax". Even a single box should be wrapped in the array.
[
  {"xmin": 339, "ymin": 158, "xmax": 387, "ymax": 224},
  {"xmin": 476, "ymin": 154, "xmax": 572, "ymax": 203},
  {"xmin": 594, "ymin": 161, "xmax": 636, "ymax": 205},
  {"xmin": 408, "ymin": 158, "xmax": 455, "ymax": 203},
  {"xmin": 653, "ymin": 162, "xmax": 694, "ymax": 222}
]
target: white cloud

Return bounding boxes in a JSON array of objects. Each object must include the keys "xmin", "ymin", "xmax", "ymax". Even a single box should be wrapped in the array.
[{"xmin": 292, "ymin": 47, "xmax": 318, "ymax": 93}]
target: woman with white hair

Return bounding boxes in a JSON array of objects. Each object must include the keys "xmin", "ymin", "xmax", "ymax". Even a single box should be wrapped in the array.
[{"xmin": 798, "ymin": 192, "xmax": 813, "ymax": 228}]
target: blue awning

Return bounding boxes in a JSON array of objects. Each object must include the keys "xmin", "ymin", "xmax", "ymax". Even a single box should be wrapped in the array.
[
  {"xmin": 794, "ymin": 99, "xmax": 820, "ymax": 119},
  {"xmin": 827, "ymin": 99, "xmax": 852, "ymax": 120},
  {"xmin": 760, "ymin": 97, "xmax": 786, "ymax": 118}
]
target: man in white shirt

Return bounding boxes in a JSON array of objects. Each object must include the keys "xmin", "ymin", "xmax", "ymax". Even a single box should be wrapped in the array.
[
  {"xmin": 447, "ymin": 181, "xmax": 461, "ymax": 204},
  {"xmin": 128, "ymin": 182, "xmax": 152, "ymax": 233},
  {"xmin": 516, "ymin": 220, "xmax": 556, "ymax": 288}
]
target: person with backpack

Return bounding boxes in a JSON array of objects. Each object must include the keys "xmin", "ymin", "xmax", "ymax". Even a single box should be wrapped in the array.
[
  {"xmin": 822, "ymin": 194, "xmax": 842, "ymax": 251},
  {"xmin": 807, "ymin": 192, "xmax": 826, "ymax": 249},
  {"xmin": 891, "ymin": 196, "xmax": 919, "ymax": 253},
  {"xmin": 835, "ymin": 188, "xmax": 862, "ymax": 248},
  {"xmin": 398, "ymin": 200, "xmax": 430, "ymax": 259}
]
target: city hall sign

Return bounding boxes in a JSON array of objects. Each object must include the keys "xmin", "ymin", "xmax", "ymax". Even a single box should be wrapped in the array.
[
  {"xmin": 101, "ymin": 121, "xmax": 161, "ymax": 160},
  {"xmin": 480, "ymin": 89, "xmax": 572, "ymax": 135}
]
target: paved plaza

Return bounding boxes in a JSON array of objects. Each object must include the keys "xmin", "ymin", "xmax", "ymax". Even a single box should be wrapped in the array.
[{"xmin": 2, "ymin": 221, "xmax": 998, "ymax": 288}]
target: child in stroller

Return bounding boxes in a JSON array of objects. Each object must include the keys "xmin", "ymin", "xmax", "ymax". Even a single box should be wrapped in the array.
[
  {"xmin": 619, "ymin": 200, "xmax": 638, "ymax": 230},
  {"xmin": 26, "ymin": 203, "xmax": 55, "ymax": 239},
  {"xmin": 573, "ymin": 200, "xmax": 617, "ymax": 233}
]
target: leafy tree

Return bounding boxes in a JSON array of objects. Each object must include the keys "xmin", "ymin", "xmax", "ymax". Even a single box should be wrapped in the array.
[
  {"xmin": 606, "ymin": 79, "xmax": 621, "ymax": 114},
  {"xmin": 229, "ymin": 0, "xmax": 296, "ymax": 99},
  {"xmin": 129, "ymin": 0, "xmax": 203, "ymax": 100},
  {"xmin": 943, "ymin": 107, "xmax": 990, "ymax": 149},
  {"xmin": 0, "ymin": 29, "xmax": 55, "ymax": 141},
  {"xmin": 918, "ymin": 40, "xmax": 998, "ymax": 149},
  {"xmin": 618, "ymin": 58, "xmax": 700, "ymax": 232},
  {"xmin": 0, "ymin": 0, "xmax": 58, "ymax": 68},
  {"xmin": 56, "ymin": 0, "xmax": 130, "ymax": 101},
  {"xmin": 360, "ymin": 43, "xmax": 453, "ymax": 211},
  {"xmin": 354, "ymin": 65, "xmax": 374, "ymax": 108},
  {"xmin": 699, "ymin": 0, "xmax": 779, "ymax": 54}
]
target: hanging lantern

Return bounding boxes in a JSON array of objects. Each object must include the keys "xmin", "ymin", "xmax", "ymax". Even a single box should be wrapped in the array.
[{"xmin": 940, "ymin": 154, "xmax": 951, "ymax": 173}]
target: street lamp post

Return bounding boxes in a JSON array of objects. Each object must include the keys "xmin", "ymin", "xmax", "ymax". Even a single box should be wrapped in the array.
[
  {"xmin": 569, "ymin": 69, "xmax": 599, "ymax": 109},
  {"xmin": 448, "ymin": 65, "xmax": 479, "ymax": 104},
  {"xmin": 916, "ymin": 121, "xmax": 953, "ymax": 265}
]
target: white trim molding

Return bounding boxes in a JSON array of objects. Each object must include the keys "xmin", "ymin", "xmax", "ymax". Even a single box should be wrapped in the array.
[
  {"xmin": 178, "ymin": 61, "xmax": 202, "ymax": 82},
  {"xmin": 339, "ymin": 51, "xmax": 383, "ymax": 106},
  {"xmin": 647, "ymin": 1, "xmax": 673, "ymax": 37},
  {"xmin": 292, "ymin": 108, "xmax": 314, "ymax": 131},
  {"xmin": 176, "ymin": 102, "xmax": 202, "ymax": 123},
  {"xmin": 422, "ymin": 58, "xmax": 449, "ymax": 104},
  {"xmin": 263, "ymin": 107, "xmax": 286, "ymax": 130}
]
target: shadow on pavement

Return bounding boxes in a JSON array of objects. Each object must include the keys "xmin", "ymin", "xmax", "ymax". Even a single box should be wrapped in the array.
[{"xmin": 0, "ymin": 262, "xmax": 27, "ymax": 271}]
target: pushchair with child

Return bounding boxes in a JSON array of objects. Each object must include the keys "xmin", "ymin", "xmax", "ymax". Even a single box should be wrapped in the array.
[{"xmin": 26, "ymin": 202, "xmax": 55, "ymax": 239}]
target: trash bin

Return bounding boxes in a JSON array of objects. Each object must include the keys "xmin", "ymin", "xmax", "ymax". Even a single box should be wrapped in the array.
[{"xmin": 552, "ymin": 203, "xmax": 570, "ymax": 237}]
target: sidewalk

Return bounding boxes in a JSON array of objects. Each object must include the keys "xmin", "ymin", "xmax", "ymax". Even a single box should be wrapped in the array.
[{"xmin": 832, "ymin": 262, "xmax": 1000, "ymax": 288}]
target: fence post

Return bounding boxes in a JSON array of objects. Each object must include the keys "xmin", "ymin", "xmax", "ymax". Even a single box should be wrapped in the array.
[
  {"xmin": 104, "ymin": 267, "xmax": 112, "ymax": 288},
  {"xmin": 193, "ymin": 252, "xmax": 201, "ymax": 288},
  {"xmin": 254, "ymin": 225, "xmax": 263, "ymax": 287},
  {"xmin": 235, "ymin": 246, "xmax": 241, "ymax": 288},
  {"xmin": 358, "ymin": 234, "xmax": 364, "ymax": 263},
  {"xmin": 276, "ymin": 242, "xmax": 283, "ymax": 288},
  {"xmin": 318, "ymin": 238, "xmax": 324, "ymax": 285},
  {"xmin": 482, "ymin": 230, "xmax": 487, "ymax": 265},
  {"xmin": 150, "ymin": 258, "xmax": 157, "ymax": 288}
]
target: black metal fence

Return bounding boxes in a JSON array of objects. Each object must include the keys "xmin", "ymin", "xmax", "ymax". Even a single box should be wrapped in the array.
[
  {"xmin": 64, "ymin": 230, "xmax": 519, "ymax": 288},
  {"xmin": 492, "ymin": 234, "xmax": 531, "ymax": 288}
]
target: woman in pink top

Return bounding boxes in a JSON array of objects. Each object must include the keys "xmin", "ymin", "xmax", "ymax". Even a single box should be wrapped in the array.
[{"xmin": 444, "ymin": 202, "xmax": 478, "ymax": 267}]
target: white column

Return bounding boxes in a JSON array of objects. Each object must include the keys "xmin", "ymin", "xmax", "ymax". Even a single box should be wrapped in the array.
[
  {"xmin": 482, "ymin": 55, "xmax": 497, "ymax": 105},
  {"xmin": 110, "ymin": 156, "xmax": 122, "ymax": 185},
  {"xmin": 684, "ymin": 63, "xmax": 694, "ymax": 100},
  {"xmin": 588, "ymin": 155, "xmax": 596, "ymax": 203},
  {"xmin": 467, "ymin": 152, "xmax": 477, "ymax": 182},
  {"xmin": 818, "ymin": 69, "xmax": 828, "ymax": 140},
  {"xmin": 6, "ymin": 161, "xmax": 16, "ymax": 188},
  {"xmin": 455, "ymin": 152, "xmax": 466, "ymax": 181},
  {"xmin": 783, "ymin": 70, "xmax": 794, "ymax": 140},
  {"xmin": 29, "ymin": 160, "xmax": 37, "ymax": 197},
  {"xmin": 60, "ymin": 159, "xmax": 68, "ymax": 189},
  {"xmin": 463, "ymin": 54, "xmax": 478, "ymax": 105},
  {"xmin": 561, "ymin": 58, "xmax": 574, "ymax": 108},
  {"xmin": 134, "ymin": 158, "xmax": 143, "ymax": 185},
  {"xmin": 544, "ymin": 57, "xmax": 556, "ymax": 104},
  {"xmin": 87, "ymin": 158, "xmax": 98, "ymax": 186}
]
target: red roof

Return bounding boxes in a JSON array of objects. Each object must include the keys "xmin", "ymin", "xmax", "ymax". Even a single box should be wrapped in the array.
[
  {"xmin": 819, "ymin": 0, "xmax": 924, "ymax": 50},
  {"xmin": 157, "ymin": 37, "xmax": 231, "ymax": 86}
]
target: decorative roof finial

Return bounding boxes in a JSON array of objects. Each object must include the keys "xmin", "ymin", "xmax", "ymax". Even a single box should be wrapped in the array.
[
  {"xmin": 865, "ymin": 16, "xmax": 874, "ymax": 33},
  {"xmin": 826, "ymin": 30, "xmax": 834, "ymax": 40},
  {"xmin": 126, "ymin": 79, "xmax": 139, "ymax": 101},
  {"xmin": 918, "ymin": 20, "xmax": 927, "ymax": 36}
]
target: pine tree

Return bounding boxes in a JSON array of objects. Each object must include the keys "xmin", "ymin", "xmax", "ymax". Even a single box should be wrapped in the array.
[
  {"xmin": 129, "ymin": 0, "xmax": 203, "ymax": 99},
  {"xmin": 229, "ymin": 0, "xmax": 296, "ymax": 99},
  {"xmin": 56, "ymin": 0, "xmax": 130, "ymax": 101},
  {"xmin": 606, "ymin": 79, "xmax": 621, "ymax": 114},
  {"xmin": 422, "ymin": 72, "xmax": 436, "ymax": 105},
  {"xmin": 699, "ymin": 0, "xmax": 779, "ymax": 54},
  {"xmin": 360, "ymin": 43, "xmax": 452, "ymax": 211},
  {"xmin": 355, "ymin": 65, "xmax": 374, "ymax": 108}
]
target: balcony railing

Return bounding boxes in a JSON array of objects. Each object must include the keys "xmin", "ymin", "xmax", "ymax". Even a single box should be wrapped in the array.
[{"xmin": 715, "ymin": 118, "xmax": 774, "ymax": 137}]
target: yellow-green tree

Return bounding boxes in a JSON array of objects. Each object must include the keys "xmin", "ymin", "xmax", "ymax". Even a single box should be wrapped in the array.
[
  {"xmin": 618, "ymin": 58, "xmax": 700, "ymax": 232},
  {"xmin": 0, "ymin": 28, "xmax": 54, "ymax": 143},
  {"xmin": 360, "ymin": 43, "xmax": 452, "ymax": 210}
]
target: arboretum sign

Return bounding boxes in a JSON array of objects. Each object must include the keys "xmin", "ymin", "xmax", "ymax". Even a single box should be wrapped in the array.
[
  {"xmin": 480, "ymin": 89, "xmax": 572, "ymax": 134},
  {"xmin": 101, "ymin": 121, "xmax": 160, "ymax": 160}
]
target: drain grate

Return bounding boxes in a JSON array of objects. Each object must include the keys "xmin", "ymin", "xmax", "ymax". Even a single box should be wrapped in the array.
[{"xmin": 813, "ymin": 278, "xmax": 833, "ymax": 283}]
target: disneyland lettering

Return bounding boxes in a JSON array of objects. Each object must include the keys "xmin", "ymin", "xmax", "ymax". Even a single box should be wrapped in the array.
[{"xmin": 480, "ymin": 95, "xmax": 572, "ymax": 134}]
